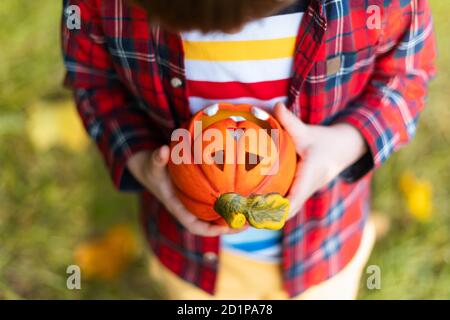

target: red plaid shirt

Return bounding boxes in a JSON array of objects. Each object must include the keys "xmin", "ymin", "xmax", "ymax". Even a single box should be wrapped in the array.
[{"xmin": 62, "ymin": 0, "xmax": 436, "ymax": 296}]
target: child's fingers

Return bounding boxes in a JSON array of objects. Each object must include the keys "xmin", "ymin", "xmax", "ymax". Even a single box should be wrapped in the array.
[
  {"xmin": 189, "ymin": 220, "xmax": 230, "ymax": 237},
  {"xmin": 286, "ymin": 161, "xmax": 312, "ymax": 219},
  {"xmin": 226, "ymin": 225, "xmax": 249, "ymax": 234},
  {"xmin": 166, "ymin": 199, "xmax": 195, "ymax": 221},
  {"xmin": 168, "ymin": 199, "xmax": 230, "ymax": 236}
]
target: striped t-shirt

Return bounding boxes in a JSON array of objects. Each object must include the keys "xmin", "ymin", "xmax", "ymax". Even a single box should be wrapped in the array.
[{"xmin": 182, "ymin": 2, "xmax": 305, "ymax": 262}]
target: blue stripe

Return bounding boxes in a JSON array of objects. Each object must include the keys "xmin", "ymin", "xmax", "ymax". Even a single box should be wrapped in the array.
[{"xmin": 224, "ymin": 236, "xmax": 282, "ymax": 252}]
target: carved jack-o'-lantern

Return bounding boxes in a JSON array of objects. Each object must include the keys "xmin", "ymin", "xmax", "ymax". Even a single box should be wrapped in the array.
[{"xmin": 168, "ymin": 103, "xmax": 297, "ymax": 230}]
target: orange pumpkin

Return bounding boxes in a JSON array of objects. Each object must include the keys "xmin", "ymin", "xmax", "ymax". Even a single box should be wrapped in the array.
[{"xmin": 168, "ymin": 103, "xmax": 297, "ymax": 229}]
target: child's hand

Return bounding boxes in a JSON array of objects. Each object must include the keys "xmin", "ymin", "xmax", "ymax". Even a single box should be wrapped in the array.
[
  {"xmin": 274, "ymin": 103, "xmax": 368, "ymax": 219},
  {"xmin": 127, "ymin": 146, "xmax": 237, "ymax": 236}
]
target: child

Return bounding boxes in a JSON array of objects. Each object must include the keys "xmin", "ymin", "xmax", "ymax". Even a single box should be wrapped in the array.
[{"xmin": 62, "ymin": 0, "xmax": 436, "ymax": 299}]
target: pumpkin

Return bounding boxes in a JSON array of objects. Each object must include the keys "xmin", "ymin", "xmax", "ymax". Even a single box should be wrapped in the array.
[{"xmin": 168, "ymin": 103, "xmax": 297, "ymax": 230}]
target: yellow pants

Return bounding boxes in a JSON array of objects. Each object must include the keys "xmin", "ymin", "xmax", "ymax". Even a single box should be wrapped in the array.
[{"xmin": 149, "ymin": 220, "xmax": 375, "ymax": 300}]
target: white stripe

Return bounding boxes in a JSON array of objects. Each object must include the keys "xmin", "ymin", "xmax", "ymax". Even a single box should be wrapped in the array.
[
  {"xmin": 188, "ymin": 96, "xmax": 288, "ymax": 114},
  {"xmin": 185, "ymin": 58, "xmax": 294, "ymax": 83},
  {"xmin": 182, "ymin": 13, "xmax": 303, "ymax": 42}
]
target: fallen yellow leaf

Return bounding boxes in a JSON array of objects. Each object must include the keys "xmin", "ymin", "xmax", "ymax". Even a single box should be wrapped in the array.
[
  {"xmin": 399, "ymin": 171, "xmax": 433, "ymax": 222},
  {"xmin": 27, "ymin": 100, "xmax": 89, "ymax": 152},
  {"xmin": 74, "ymin": 224, "xmax": 138, "ymax": 280},
  {"xmin": 399, "ymin": 170, "xmax": 415, "ymax": 194}
]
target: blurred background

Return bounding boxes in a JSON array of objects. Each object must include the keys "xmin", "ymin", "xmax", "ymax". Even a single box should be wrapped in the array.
[{"xmin": 0, "ymin": 0, "xmax": 448, "ymax": 299}]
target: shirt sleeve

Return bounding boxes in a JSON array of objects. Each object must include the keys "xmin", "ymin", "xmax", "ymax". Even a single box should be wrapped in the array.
[
  {"xmin": 61, "ymin": 0, "xmax": 162, "ymax": 191},
  {"xmin": 333, "ymin": 0, "xmax": 437, "ymax": 182}
]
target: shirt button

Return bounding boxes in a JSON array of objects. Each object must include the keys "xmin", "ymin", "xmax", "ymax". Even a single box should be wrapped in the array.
[
  {"xmin": 203, "ymin": 252, "xmax": 218, "ymax": 263},
  {"xmin": 170, "ymin": 77, "xmax": 183, "ymax": 88}
]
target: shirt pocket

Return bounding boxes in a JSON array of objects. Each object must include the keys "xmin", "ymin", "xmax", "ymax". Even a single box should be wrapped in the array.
[{"xmin": 302, "ymin": 46, "xmax": 377, "ymax": 124}]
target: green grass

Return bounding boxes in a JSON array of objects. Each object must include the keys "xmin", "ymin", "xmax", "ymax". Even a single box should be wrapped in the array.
[
  {"xmin": 360, "ymin": 0, "xmax": 450, "ymax": 299},
  {"xmin": 0, "ymin": 0, "xmax": 449, "ymax": 299}
]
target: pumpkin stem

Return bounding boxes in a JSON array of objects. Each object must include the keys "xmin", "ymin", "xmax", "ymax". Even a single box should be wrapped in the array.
[
  {"xmin": 224, "ymin": 212, "xmax": 247, "ymax": 229},
  {"xmin": 214, "ymin": 192, "xmax": 290, "ymax": 230},
  {"xmin": 214, "ymin": 193, "xmax": 247, "ymax": 229}
]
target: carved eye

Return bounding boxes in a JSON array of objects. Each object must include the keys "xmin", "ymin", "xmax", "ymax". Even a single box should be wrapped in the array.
[
  {"xmin": 211, "ymin": 150, "xmax": 225, "ymax": 171},
  {"xmin": 245, "ymin": 152, "xmax": 263, "ymax": 171}
]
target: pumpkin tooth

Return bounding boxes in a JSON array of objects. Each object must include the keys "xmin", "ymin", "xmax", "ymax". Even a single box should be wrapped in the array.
[
  {"xmin": 203, "ymin": 104, "xmax": 219, "ymax": 116},
  {"xmin": 251, "ymin": 106, "xmax": 270, "ymax": 121},
  {"xmin": 229, "ymin": 116, "xmax": 246, "ymax": 122}
]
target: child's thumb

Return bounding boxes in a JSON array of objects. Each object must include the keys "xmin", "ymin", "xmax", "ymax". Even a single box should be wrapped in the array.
[
  {"xmin": 152, "ymin": 145, "xmax": 170, "ymax": 167},
  {"xmin": 274, "ymin": 102, "xmax": 307, "ymax": 140}
]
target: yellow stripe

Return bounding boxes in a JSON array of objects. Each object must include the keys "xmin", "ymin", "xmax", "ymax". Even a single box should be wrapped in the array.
[{"xmin": 183, "ymin": 37, "xmax": 297, "ymax": 61}]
